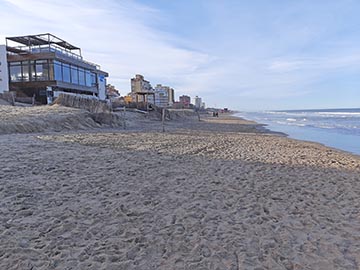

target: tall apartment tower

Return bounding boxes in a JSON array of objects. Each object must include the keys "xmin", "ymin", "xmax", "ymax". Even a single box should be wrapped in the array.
[
  {"xmin": 154, "ymin": 84, "xmax": 175, "ymax": 107},
  {"xmin": 168, "ymin": 88, "xmax": 175, "ymax": 105},
  {"xmin": 130, "ymin": 74, "xmax": 153, "ymax": 103},
  {"xmin": 130, "ymin": 74, "xmax": 152, "ymax": 93},
  {"xmin": 194, "ymin": 96, "xmax": 202, "ymax": 109}
]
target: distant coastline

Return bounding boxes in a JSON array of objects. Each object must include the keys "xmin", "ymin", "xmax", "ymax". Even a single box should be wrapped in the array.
[{"xmin": 235, "ymin": 108, "xmax": 360, "ymax": 156}]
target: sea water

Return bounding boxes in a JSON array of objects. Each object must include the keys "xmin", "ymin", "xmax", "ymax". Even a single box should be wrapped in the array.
[{"xmin": 236, "ymin": 108, "xmax": 360, "ymax": 155}]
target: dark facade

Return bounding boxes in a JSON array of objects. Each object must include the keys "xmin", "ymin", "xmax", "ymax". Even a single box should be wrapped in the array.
[{"xmin": 179, "ymin": 95, "xmax": 191, "ymax": 108}]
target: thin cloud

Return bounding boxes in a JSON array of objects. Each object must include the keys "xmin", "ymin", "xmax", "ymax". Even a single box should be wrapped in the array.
[
  {"xmin": 268, "ymin": 53, "xmax": 360, "ymax": 73},
  {"xmin": 1, "ymin": 0, "xmax": 360, "ymax": 109},
  {"xmin": 0, "ymin": 0, "xmax": 213, "ymax": 94}
]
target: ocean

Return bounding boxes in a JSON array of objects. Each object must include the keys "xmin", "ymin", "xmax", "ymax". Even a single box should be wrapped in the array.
[{"xmin": 235, "ymin": 108, "xmax": 360, "ymax": 155}]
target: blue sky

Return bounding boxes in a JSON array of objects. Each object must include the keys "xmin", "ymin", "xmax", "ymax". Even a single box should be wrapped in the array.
[{"xmin": 1, "ymin": 0, "xmax": 360, "ymax": 110}]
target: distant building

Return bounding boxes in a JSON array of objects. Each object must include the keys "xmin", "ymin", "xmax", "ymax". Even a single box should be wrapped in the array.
[
  {"xmin": 130, "ymin": 74, "xmax": 153, "ymax": 103},
  {"xmin": 167, "ymin": 87, "xmax": 175, "ymax": 106},
  {"xmin": 179, "ymin": 95, "xmax": 191, "ymax": 108},
  {"xmin": 124, "ymin": 95, "xmax": 132, "ymax": 104},
  {"xmin": 130, "ymin": 74, "xmax": 153, "ymax": 93},
  {"xmin": 154, "ymin": 84, "xmax": 175, "ymax": 107},
  {"xmin": 194, "ymin": 96, "xmax": 202, "ymax": 109},
  {"xmin": 1, "ymin": 33, "xmax": 108, "ymax": 104},
  {"xmin": 201, "ymin": 102, "xmax": 206, "ymax": 109},
  {"xmin": 154, "ymin": 84, "xmax": 169, "ymax": 107},
  {"xmin": 106, "ymin": 84, "xmax": 120, "ymax": 99}
]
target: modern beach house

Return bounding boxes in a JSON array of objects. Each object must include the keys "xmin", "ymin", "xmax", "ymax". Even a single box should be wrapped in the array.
[{"xmin": 0, "ymin": 33, "xmax": 108, "ymax": 104}]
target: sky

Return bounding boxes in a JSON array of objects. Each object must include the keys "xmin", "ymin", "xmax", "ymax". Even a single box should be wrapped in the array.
[{"xmin": 1, "ymin": 0, "xmax": 360, "ymax": 110}]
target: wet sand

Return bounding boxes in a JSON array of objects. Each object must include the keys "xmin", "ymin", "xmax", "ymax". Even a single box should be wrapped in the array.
[{"xmin": 1, "ymin": 107, "xmax": 360, "ymax": 269}]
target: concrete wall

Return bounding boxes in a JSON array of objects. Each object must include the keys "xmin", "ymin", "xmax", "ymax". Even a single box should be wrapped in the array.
[
  {"xmin": 98, "ymin": 74, "xmax": 106, "ymax": 100},
  {"xmin": 0, "ymin": 45, "xmax": 9, "ymax": 93}
]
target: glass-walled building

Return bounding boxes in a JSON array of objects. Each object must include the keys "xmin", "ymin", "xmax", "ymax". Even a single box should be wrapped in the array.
[
  {"xmin": 5, "ymin": 33, "xmax": 108, "ymax": 104},
  {"xmin": 9, "ymin": 59, "xmax": 97, "ymax": 87}
]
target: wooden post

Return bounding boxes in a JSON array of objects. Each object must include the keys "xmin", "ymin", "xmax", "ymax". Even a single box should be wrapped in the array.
[
  {"xmin": 197, "ymin": 111, "xmax": 200, "ymax": 121},
  {"xmin": 11, "ymin": 92, "xmax": 15, "ymax": 106},
  {"xmin": 109, "ymin": 99, "xmax": 113, "ymax": 113},
  {"xmin": 162, "ymin": 108, "xmax": 165, "ymax": 133}
]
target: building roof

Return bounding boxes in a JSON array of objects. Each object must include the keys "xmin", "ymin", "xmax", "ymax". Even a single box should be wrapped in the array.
[{"xmin": 6, "ymin": 33, "xmax": 80, "ymax": 51}]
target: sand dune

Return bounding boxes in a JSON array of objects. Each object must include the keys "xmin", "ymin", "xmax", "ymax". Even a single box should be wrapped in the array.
[{"xmin": 0, "ymin": 104, "xmax": 123, "ymax": 134}]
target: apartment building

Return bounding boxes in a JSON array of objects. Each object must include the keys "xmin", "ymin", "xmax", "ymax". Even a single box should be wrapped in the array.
[
  {"xmin": 154, "ymin": 84, "xmax": 175, "ymax": 107},
  {"xmin": 194, "ymin": 95, "xmax": 202, "ymax": 109},
  {"xmin": 130, "ymin": 74, "xmax": 153, "ymax": 103}
]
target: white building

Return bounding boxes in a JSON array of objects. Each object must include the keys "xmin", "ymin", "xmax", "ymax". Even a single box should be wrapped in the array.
[
  {"xmin": 0, "ymin": 45, "xmax": 9, "ymax": 93},
  {"xmin": 194, "ymin": 96, "xmax": 202, "ymax": 109},
  {"xmin": 154, "ymin": 84, "xmax": 175, "ymax": 107}
]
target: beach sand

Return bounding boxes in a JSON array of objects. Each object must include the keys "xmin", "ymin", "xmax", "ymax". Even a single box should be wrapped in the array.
[{"xmin": 1, "ymin": 105, "xmax": 360, "ymax": 269}]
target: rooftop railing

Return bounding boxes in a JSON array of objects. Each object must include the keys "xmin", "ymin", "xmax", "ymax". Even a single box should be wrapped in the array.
[{"xmin": 7, "ymin": 44, "xmax": 101, "ymax": 70}]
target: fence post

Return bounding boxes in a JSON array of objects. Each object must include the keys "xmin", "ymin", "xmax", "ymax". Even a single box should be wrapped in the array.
[
  {"xmin": 11, "ymin": 92, "xmax": 15, "ymax": 106},
  {"xmin": 162, "ymin": 108, "xmax": 165, "ymax": 133},
  {"xmin": 123, "ymin": 106, "xmax": 126, "ymax": 130}
]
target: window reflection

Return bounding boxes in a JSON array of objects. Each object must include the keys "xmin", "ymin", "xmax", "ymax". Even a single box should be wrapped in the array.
[
  {"xmin": 10, "ymin": 65, "xmax": 22, "ymax": 82},
  {"xmin": 85, "ymin": 70, "xmax": 91, "ymax": 87},
  {"xmin": 91, "ymin": 72, "xmax": 97, "ymax": 86},
  {"xmin": 71, "ymin": 66, "xmax": 78, "ymax": 84},
  {"xmin": 36, "ymin": 60, "xmax": 50, "ymax": 81},
  {"xmin": 9, "ymin": 59, "xmax": 96, "ymax": 87},
  {"xmin": 30, "ymin": 61, "xmax": 36, "ymax": 81},
  {"xmin": 79, "ymin": 68, "xmax": 85, "ymax": 86},
  {"xmin": 22, "ymin": 62, "xmax": 29, "ymax": 81},
  {"xmin": 54, "ymin": 61, "xmax": 62, "ymax": 81},
  {"xmin": 62, "ymin": 63, "xmax": 71, "ymax": 83}
]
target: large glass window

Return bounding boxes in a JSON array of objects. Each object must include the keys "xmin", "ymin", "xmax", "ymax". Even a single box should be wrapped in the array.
[
  {"xmin": 9, "ymin": 64, "xmax": 22, "ymax": 82},
  {"xmin": 48, "ymin": 61, "xmax": 54, "ymax": 80},
  {"xmin": 9, "ymin": 60, "xmax": 92, "ymax": 83},
  {"xmin": 30, "ymin": 61, "xmax": 36, "ymax": 81},
  {"xmin": 85, "ymin": 70, "xmax": 91, "ymax": 87},
  {"xmin": 35, "ymin": 60, "xmax": 49, "ymax": 81},
  {"xmin": 71, "ymin": 66, "xmax": 78, "ymax": 84},
  {"xmin": 54, "ymin": 60, "xmax": 62, "ymax": 81},
  {"xmin": 22, "ymin": 61, "xmax": 30, "ymax": 82},
  {"xmin": 78, "ymin": 68, "xmax": 85, "ymax": 86},
  {"xmin": 62, "ymin": 63, "xmax": 71, "ymax": 83},
  {"xmin": 42, "ymin": 60, "xmax": 96, "ymax": 87},
  {"xmin": 91, "ymin": 72, "xmax": 97, "ymax": 86}
]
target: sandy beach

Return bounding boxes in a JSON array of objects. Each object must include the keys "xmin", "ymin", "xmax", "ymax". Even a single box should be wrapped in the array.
[{"xmin": 1, "ymin": 105, "xmax": 360, "ymax": 269}]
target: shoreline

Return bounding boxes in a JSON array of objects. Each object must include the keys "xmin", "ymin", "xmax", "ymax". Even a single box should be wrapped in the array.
[
  {"xmin": 232, "ymin": 112, "xmax": 360, "ymax": 158},
  {"xmin": 1, "ymin": 106, "xmax": 360, "ymax": 269}
]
